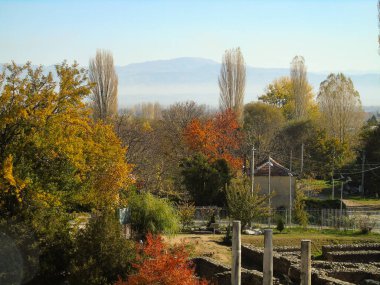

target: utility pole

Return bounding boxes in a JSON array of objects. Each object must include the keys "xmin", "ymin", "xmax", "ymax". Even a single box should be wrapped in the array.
[
  {"xmin": 301, "ymin": 143, "xmax": 304, "ymax": 177},
  {"xmin": 251, "ymin": 145, "xmax": 255, "ymax": 196},
  {"xmin": 361, "ymin": 151, "xmax": 366, "ymax": 196},
  {"xmin": 332, "ymin": 148, "xmax": 335, "ymax": 200},
  {"xmin": 231, "ymin": 221, "xmax": 241, "ymax": 285},
  {"xmin": 290, "ymin": 149, "xmax": 293, "ymax": 172},
  {"xmin": 340, "ymin": 176, "xmax": 343, "ymax": 228},
  {"xmin": 268, "ymin": 156, "xmax": 271, "ymax": 227},
  {"xmin": 289, "ymin": 172, "xmax": 293, "ymax": 226}
]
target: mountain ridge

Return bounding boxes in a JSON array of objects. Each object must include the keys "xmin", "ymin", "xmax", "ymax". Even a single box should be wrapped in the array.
[{"xmin": 2, "ymin": 57, "xmax": 379, "ymax": 107}]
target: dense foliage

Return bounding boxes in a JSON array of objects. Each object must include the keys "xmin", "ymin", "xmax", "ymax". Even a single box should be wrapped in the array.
[
  {"xmin": 0, "ymin": 62, "xmax": 132, "ymax": 215},
  {"xmin": 181, "ymin": 154, "xmax": 232, "ymax": 206},
  {"xmin": 70, "ymin": 213, "xmax": 135, "ymax": 285},
  {"xmin": 115, "ymin": 233, "xmax": 208, "ymax": 285},
  {"xmin": 226, "ymin": 178, "xmax": 269, "ymax": 229},
  {"xmin": 184, "ymin": 109, "xmax": 243, "ymax": 171},
  {"xmin": 128, "ymin": 191, "xmax": 180, "ymax": 237},
  {"xmin": 361, "ymin": 124, "xmax": 380, "ymax": 196},
  {"xmin": 0, "ymin": 62, "xmax": 133, "ymax": 283}
]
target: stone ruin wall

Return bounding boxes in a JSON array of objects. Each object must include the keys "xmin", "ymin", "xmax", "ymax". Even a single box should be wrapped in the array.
[{"xmin": 193, "ymin": 243, "xmax": 380, "ymax": 285}]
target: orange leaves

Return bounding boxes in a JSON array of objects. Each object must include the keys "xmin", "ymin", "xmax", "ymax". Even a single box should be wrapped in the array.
[
  {"xmin": 184, "ymin": 109, "xmax": 243, "ymax": 170},
  {"xmin": 116, "ymin": 233, "xmax": 208, "ymax": 285}
]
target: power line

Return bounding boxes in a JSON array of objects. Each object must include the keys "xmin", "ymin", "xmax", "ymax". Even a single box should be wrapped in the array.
[{"xmin": 340, "ymin": 165, "xmax": 380, "ymax": 175}]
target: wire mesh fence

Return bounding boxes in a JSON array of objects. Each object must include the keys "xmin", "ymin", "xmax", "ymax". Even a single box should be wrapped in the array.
[{"xmin": 193, "ymin": 207, "xmax": 380, "ymax": 231}]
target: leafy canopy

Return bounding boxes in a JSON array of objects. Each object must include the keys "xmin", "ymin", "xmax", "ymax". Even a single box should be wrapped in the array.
[
  {"xmin": 184, "ymin": 109, "xmax": 243, "ymax": 170},
  {"xmin": 0, "ymin": 61, "xmax": 133, "ymax": 215}
]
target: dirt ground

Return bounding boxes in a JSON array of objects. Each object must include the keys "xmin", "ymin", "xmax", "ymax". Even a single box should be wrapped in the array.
[
  {"xmin": 164, "ymin": 234, "xmax": 232, "ymax": 265},
  {"xmin": 343, "ymin": 199, "xmax": 380, "ymax": 210},
  {"xmin": 165, "ymin": 231, "xmax": 380, "ymax": 266}
]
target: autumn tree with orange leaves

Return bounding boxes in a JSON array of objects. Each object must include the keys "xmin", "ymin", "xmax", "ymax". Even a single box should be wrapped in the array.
[
  {"xmin": 115, "ymin": 233, "xmax": 208, "ymax": 285},
  {"xmin": 184, "ymin": 109, "xmax": 243, "ymax": 171}
]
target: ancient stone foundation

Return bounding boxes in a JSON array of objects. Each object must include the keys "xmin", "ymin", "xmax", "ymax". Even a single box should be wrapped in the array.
[{"xmin": 193, "ymin": 243, "xmax": 380, "ymax": 285}]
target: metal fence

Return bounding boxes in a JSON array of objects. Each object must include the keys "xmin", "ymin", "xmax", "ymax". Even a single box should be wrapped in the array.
[{"xmin": 193, "ymin": 207, "xmax": 380, "ymax": 230}]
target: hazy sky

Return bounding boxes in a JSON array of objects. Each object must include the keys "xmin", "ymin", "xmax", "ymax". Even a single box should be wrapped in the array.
[{"xmin": 0, "ymin": 0, "xmax": 379, "ymax": 72}]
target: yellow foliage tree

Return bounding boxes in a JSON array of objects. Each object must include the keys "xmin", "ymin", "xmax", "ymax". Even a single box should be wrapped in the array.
[{"xmin": 0, "ymin": 62, "xmax": 133, "ymax": 215}]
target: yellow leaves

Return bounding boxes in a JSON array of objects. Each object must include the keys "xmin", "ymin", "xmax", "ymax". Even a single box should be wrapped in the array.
[
  {"xmin": 3, "ymin": 155, "xmax": 16, "ymax": 187},
  {"xmin": 1, "ymin": 154, "xmax": 27, "ymax": 204},
  {"xmin": 142, "ymin": 121, "xmax": 153, "ymax": 132},
  {"xmin": 0, "ymin": 62, "xmax": 134, "ymax": 213},
  {"xmin": 30, "ymin": 190, "xmax": 62, "ymax": 208}
]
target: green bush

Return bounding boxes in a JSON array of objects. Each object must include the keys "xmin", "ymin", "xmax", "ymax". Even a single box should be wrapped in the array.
[
  {"xmin": 128, "ymin": 192, "xmax": 180, "ymax": 237},
  {"xmin": 294, "ymin": 189, "xmax": 308, "ymax": 228},
  {"xmin": 0, "ymin": 208, "xmax": 73, "ymax": 285},
  {"xmin": 177, "ymin": 201, "xmax": 195, "ymax": 231},
  {"xmin": 226, "ymin": 178, "xmax": 269, "ymax": 229},
  {"xmin": 69, "ymin": 212, "xmax": 135, "ymax": 285},
  {"xmin": 222, "ymin": 224, "xmax": 232, "ymax": 246},
  {"xmin": 305, "ymin": 198, "xmax": 342, "ymax": 210},
  {"xmin": 207, "ymin": 212, "xmax": 217, "ymax": 228},
  {"xmin": 276, "ymin": 218, "xmax": 285, "ymax": 233}
]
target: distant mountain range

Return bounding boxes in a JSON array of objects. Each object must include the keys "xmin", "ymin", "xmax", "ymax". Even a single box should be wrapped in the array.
[
  {"xmin": 4, "ymin": 57, "xmax": 379, "ymax": 110},
  {"xmin": 115, "ymin": 57, "xmax": 380, "ymax": 109}
]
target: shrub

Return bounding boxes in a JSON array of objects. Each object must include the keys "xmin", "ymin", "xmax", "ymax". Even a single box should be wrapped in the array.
[
  {"xmin": 0, "ymin": 208, "xmax": 73, "ymax": 284},
  {"xmin": 178, "ymin": 201, "xmax": 195, "ymax": 231},
  {"xmin": 294, "ymin": 188, "xmax": 308, "ymax": 228},
  {"xmin": 226, "ymin": 178, "xmax": 269, "ymax": 229},
  {"xmin": 69, "ymin": 212, "xmax": 135, "ymax": 285},
  {"xmin": 357, "ymin": 216, "xmax": 376, "ymax": 234},
  {"xmin": 305, "ymin": 198, "xmax": 342, "ymax": 210},
  {"xmin": 128, "ymin": 192, "xmax": 180, "ymax": 237},
  {"xmin": 276, "ymin": 218, "xmax": 285, "ymax": 233},
  {"xmin": 207, "ymin": 212, "xmax": 217, "ymax": 228},
  {"xmin": 115, "ymin": 233, "xmax": 208, "ymax": 285},
  {"xmin": 222, "ymin": 224, "xmax": 232, "ymax": 246}
]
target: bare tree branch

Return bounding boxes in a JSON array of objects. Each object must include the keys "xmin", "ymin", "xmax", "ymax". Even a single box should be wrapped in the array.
[
  {"xmin": 218, "ymin": 47, "xmax": 246, "ymax": 123},
  {"xmin": 89, "ymin": 49, "xmax": 118, "ymax": 121}
]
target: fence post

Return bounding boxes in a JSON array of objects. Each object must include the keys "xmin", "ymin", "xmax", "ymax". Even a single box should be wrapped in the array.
[
  {"xmin": 231, "ymin": 220, "xmax": 241, "ymax": 285},
  {"xmin": 301, "ymin": 240, "xmax": 311, "ymax": 285},
  {"xmin": 263, "ymin": 229, "xmax": 273, "ymax": 285}
]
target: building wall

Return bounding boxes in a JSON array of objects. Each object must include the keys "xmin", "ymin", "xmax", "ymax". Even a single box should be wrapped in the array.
[{"xmin": 254, "ymin": 176, "xmax": 296, "ymax": 209}]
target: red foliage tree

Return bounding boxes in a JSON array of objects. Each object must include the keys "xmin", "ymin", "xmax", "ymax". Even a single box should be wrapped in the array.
[
  {"xmin": 115, "ymin": 233, "xmax": 208, "ymax": 285},
  {"xmin": 184, "ymin": 109, "xmax": 243, "ymax": 170}
]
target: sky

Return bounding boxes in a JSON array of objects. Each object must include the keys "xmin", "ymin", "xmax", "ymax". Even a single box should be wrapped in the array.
[{"xmin": 0, "ymin": 0, "xmax": 379, "ymax": 73}]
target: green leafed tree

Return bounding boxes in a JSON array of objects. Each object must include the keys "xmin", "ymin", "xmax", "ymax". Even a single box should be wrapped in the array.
[
  {"xmin": 361, "ymin": 125, "xmax": 380, "ymax": 196},
  {"xmin": 243, "ymin": 102, "xmax": 285, "ymax": 162},
  {"xmin": 293, "ymin": 188, "xmax": 308, "ymax": 228},
  {"xmin": 181, "ymin": 154, "xmax": 232, "ymax": 206},
  {"xmin": 128, "ymin": 191, "xmax": 180, "ymax": 237},
  {"xmin": 226, "ymin": 178, "xmax": 269, "ymax": 229}
]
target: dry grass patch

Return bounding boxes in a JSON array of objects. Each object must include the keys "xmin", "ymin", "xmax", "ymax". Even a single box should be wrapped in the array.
[{"xmin": 165, "ymin": 229, "xmax": 380, "ymax": 265}]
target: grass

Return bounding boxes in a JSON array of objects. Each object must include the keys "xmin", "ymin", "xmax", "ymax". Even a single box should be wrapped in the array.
[
  {"xmin": 345, "ymin": 197, "xmax": 380, "ymax": 206},
  {"xmin": 165, "ymin": 227, "xmax": 380, "ymax": 265},
  {"xmin": 242, "ymin": 227, "xmax": 380, "ymax": 256}
]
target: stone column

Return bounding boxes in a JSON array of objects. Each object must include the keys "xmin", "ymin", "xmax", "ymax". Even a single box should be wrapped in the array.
[
  {"xmin": 301, "ymin": 240, "xmax": 311, "ymax": 285},
  {"xmin": 263, "ymin": 229, "xmax": 273, "ymax": 285},
  {"xmin": 231, "ymin": 221, "xmax": 241, "ymax": 285}
]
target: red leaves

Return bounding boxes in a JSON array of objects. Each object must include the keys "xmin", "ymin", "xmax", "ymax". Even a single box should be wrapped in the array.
[
  {"xmin": 116, "ymin": 233, "xmax": 208, "ymax": 285},
  {"xmin": 184, "ymin": 109, "xmax": 243, "ymax": 170}
]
